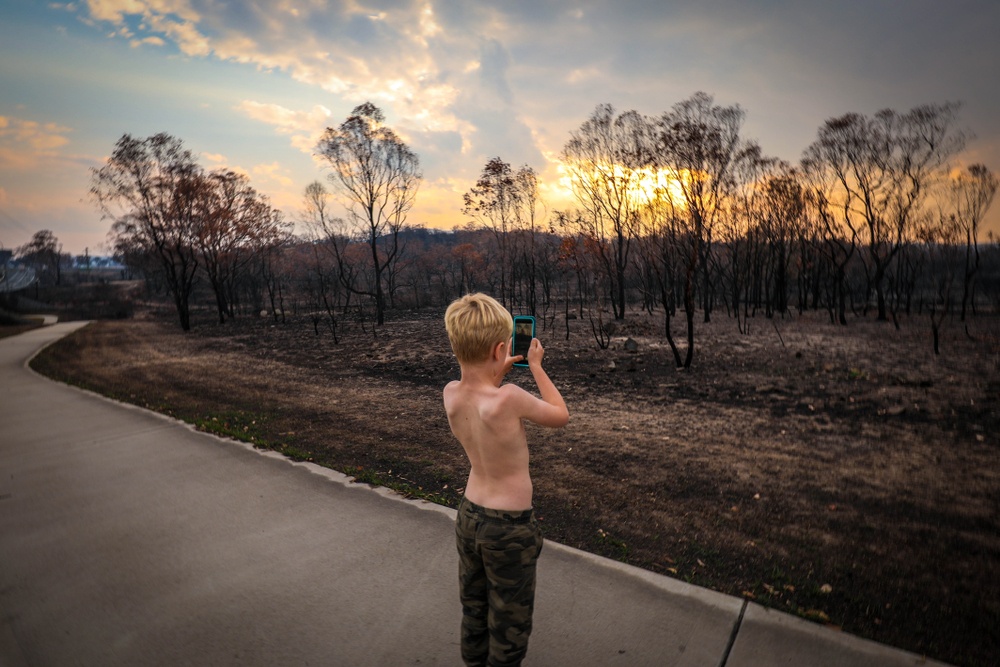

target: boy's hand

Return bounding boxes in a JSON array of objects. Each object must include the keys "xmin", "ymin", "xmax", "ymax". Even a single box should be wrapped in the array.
[
  {"xmin": 494, "ymin": 338, "xmax": 523, "ymax": 383},
  {"xmin": 527, "ymin": 338, "xmax": 544, "ymax": 368}
]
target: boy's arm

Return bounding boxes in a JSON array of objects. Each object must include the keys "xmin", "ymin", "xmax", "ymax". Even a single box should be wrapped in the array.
[
  {"xmin": 516, "ymin": 338, "xmax": 568, "ymax": 428},
  {"xmin": 527, "ymin": 363, "xmax": 569, "ymax": 428}
]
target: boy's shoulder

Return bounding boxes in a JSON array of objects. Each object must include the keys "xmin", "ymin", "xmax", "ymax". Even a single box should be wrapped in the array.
[
  {"xmin": 443, "ymin": 379, "xmax": 462, "ymax": 405},
  {"xmin": 444, "ymin": 379, "xmax": 525, "ymax": 407}
]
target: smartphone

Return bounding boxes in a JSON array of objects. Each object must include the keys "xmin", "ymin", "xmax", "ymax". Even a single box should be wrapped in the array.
[{"xmin": 512, "ymin": 315, "xmax": 535, "ymax": 368}]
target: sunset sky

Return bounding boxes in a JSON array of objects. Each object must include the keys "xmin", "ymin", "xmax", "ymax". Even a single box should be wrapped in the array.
[{"xmin": 2, "ymin": 0, "xmax": 999, "ymax": 255}]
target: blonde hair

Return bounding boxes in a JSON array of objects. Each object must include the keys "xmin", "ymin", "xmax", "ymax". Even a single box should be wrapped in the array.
[{"xmin": 445, "ymin": 293, "xmax": 512, "ymax": 364}]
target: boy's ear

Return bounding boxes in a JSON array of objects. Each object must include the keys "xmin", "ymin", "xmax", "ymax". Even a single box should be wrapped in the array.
[{"xmin": 493, "ymin": 340, "xmax": 507, "ymax": 361}]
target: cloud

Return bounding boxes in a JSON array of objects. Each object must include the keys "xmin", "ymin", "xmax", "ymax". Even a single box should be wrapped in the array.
[
  {"xmin": 236, "ymin": 100, "xmax": 333, "ymax": 166},
  {"xmin": 252, "ymin": 162, "xmax": 294, "ymax": 188},
  {"xmin": 82, "ymin": 0, "xmax": 144, "ymax": 23},
  {"xmin": 199, "ymin": 152, "xmax": 293, "ymax": 201},
  {"xmin": 72, "ymin": 1, "xmax": 494, "ymax": 157},
  {"xmin": 477, "ymin": 39, "xmax": 512, "ymax": 105},
  {"xmin": 0, "ymin": 111, "xmax": 103, "ymax": 253},
  {"xmin": 80, "ymin": 0, "xmax": 209, "ymax": 56},
  {"xmin": 200, "ymin": 151, "xmax": 227, "ymax": 165},
  {"xmin": 130, "ymin": 35, "xmax": 164, "ymax": 47},
  {"xmin": 67, "ymin": 0, "xmax": 1000, "ymax": 238},
  {"xmin": 69, "ymin": 1, "xmax": 537, "ymax": 195},
  {"xmin": 0, "ymin": 116, "xmax": 74, "ymax": 170},
  {"xmin": 565, "ymin": 67, "xmax": 603, "ymax": 85},
  {"xmin": 237, "ymin": 101, "xmax": 330, "ymax": 137}
]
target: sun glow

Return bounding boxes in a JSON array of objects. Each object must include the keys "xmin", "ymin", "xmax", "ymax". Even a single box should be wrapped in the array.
[
  {"xmin": 553, "ymin": 162, "xmax": 690, "ymax": 210},
  {"xmin": 636, "ymin": 166, "xmax": 689, "ymax": 207}
]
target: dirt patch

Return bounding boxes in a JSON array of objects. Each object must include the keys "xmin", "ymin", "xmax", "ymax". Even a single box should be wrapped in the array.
[
  {"xmin": 0, "ymin": 322, "xmax": 43, "ymax": 339},
  {"xmin": 31, "ymin": 306, "xmax": 1000, "ymax": 667}
]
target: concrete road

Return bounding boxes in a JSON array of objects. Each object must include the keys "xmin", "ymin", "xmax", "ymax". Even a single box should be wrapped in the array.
[{"xmin": 0, "ymin": 323, "xmax": 951, "ymax": 666}]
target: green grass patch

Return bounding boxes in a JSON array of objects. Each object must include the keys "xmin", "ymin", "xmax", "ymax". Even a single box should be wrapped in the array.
[
  {"xmin": 595, "ymin": 528, "xmax": 630, "ymax": 561},
  {"xmin": 194, "ymin": 411, "xmax": 272, "ymax": 445}
]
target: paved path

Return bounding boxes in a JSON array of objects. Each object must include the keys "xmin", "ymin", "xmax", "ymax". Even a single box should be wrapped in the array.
[{"xmin": 0, "ymin": 323, "xmax": 951, "ymax": 666}]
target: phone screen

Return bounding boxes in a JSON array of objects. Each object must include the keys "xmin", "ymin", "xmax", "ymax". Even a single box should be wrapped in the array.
[{"xmin": 512, "ymin": 316, "xmax": 535, "ymax": 367}]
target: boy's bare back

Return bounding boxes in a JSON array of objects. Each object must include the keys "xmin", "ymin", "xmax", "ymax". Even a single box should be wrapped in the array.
[{"xmin": 444, "ymin": 338, "xmax": 568, "ymax": 511}]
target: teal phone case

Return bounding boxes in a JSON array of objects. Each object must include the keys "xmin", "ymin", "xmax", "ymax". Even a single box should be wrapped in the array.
[{"xmin": 512, "ymin": 315, "xmax": 535, "ymax": 367}]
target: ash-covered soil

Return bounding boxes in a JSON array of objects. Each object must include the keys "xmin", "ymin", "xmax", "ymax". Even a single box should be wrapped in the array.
[{"xmin": 31, "ymin": 307, "xmax": 1000, "ymax": 666}]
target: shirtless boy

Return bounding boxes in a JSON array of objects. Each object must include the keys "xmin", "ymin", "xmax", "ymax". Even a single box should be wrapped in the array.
[{"xmin": 443, "ymin": 293, "xmax": 569, "ymax": 667}]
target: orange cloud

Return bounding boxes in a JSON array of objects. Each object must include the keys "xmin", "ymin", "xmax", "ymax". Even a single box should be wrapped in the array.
[
  {"xmin": 252, "ymin": 162, "xmax": 294, "ymax": 188},
  {"xmin": 84, "ymin": 0, "xmax": 208, "ymax": 55},
  {"xmin": 76, "ymin": 0, "xmax": 480, "ymax": 150},
  {"xmin": 130, "ymin": 35, "xmax": 165, "ymax": 48},
  {"xmin": 237, "ymin": 101, "xmax": 331, "ymax": 137},
  {"xmin": 0, "ymin": 116, "xmax": 73, "ymax": 169}
]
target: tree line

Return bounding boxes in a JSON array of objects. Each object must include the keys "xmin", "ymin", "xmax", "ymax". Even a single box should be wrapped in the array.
[
  {"xmin": 84, "ymin": 94, "xmax": 998, "ymax": 362},
  {"xmin": 91, "ymin": 133, "xmax": 289, "ymax": 330}
]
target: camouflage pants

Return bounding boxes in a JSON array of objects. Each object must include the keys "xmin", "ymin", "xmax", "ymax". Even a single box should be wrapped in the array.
[{"xmin": 455, "ymin": 497, "xmax": 543, "ymax": 667}]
